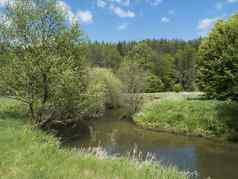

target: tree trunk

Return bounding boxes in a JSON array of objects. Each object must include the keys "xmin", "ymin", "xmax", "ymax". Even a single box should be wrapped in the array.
[
  {"xmin": 29, "ymin": 102, "xmax": 35, "ymax": 120},
  {"xmin": 42, "ymin": 73, "xmax": 48, "ymax": 104}
]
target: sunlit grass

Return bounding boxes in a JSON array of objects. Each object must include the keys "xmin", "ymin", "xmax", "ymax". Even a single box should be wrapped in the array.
[
  {"xmin": 0, "ymin": 98, "xmax": 187, "ymax": 179},
  {"xmin": 134, "ymin": 97, "xmax": 237, "ymax": 139}
]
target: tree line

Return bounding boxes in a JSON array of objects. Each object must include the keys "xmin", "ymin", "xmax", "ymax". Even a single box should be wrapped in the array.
[{"xmin": 87, "ymin": 38, "xmax": 201, "ymax": 92}]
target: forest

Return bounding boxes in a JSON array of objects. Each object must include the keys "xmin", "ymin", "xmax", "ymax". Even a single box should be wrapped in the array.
[
  {"xmin": 0, "ymin": 0, "xmax": 238, "ymax": 179},
  {"xmin": 87, "ymin": 38, "xmax": 201, "ymax": 92}
]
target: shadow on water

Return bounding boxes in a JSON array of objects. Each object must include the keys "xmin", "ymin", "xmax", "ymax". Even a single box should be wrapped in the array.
[
  {"xmin": 216, "ymin": 102, "xmax": 238, "ymax": 141},
  {"xmin": 188, "ymin": 97, "xmax": 238, "ymax": 142},
  {"xmin": 65, "ymin": 108, "xmax": 238, "ymax": 179}
]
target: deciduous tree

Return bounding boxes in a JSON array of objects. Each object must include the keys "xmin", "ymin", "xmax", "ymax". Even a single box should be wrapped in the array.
[{"xmin": 199, "ymin": 14, "xmax": 238, "ymax": 100}]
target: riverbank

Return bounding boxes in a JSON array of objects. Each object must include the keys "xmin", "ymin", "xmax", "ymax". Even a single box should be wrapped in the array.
[
  {"xmin": 134, "ymin": 94, "xmax": 238, "ymax": 141},
  {"xmin": 0, "ymin": 98, "xmax": 187, "ymax": 179}
]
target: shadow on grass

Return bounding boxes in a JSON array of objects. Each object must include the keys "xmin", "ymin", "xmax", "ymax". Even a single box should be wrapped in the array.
[
  {"xmin": 0, "ymin": 110, "xmax": 27, "ymax": 120},
  {"xmin": 216, "ymin": 102, "xmax": 238, "ymax": 141},
  {"xmin": 0, "ymin": 101, "xmax": 27, "ymax": 121},
  {"xmin": 187, "ymin": 94, "xmax": 210, "ymax": 101}
]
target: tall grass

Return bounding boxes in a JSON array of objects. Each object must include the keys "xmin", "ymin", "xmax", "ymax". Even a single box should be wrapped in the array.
[
  {"xmin": 134, "ymin": 99, "xmax": 235, "ymax": 139},
  {"xmin": 0, "ymin": 98, "xmax": 187, "ymax": 179}
]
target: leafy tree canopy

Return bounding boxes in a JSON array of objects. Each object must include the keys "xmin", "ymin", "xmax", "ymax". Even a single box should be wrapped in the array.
[{"xmin": 199, "ymin": 13, "xmax": 238, "ymax": 100}]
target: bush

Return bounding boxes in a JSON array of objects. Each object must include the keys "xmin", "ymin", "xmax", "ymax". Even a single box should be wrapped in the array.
[
  {"xmin": 117, "ymin": 60, "xmax": 146, "ymax": 116},
  {"xmin": 173, "ymin": 84, "xmax": 183, "ymax": 93},
  {"xmin": 145, "ymin": 74, "xmax": 164, "ymax": 93},
  {"xmin": 88, "ymin": 68, "xmax": 123, "ymax": 109}
]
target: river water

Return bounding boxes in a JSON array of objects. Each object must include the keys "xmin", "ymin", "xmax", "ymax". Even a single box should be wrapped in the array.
[{"xmin": 67, "ymin": 111, "xmax": 238, "ymax": 179}]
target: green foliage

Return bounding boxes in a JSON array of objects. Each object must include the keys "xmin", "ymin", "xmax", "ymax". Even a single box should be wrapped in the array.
[
  {"xmin": 85, "ymin": 73, "xmax": 107, "ymax": 118},
  {"xmin": 153, "ymin": 53, "xmax": 176, "ymax": 90},
  {"xmin": 198, "ymin": 13, "xmax": 238, "ymax": 100},
  {"xmin": 125, "ymin": 42, "xmax": 154, "ymax": 71},
  {"xmin": 88, "ymin": 68, "xmax": 123, "ymax": 109},
  {"xmin": 0, "ymin": 0, "xmax": 93, "ymax": 127},
  {"xmin": 117, "ymin": 60, "xmax": 146, "ymax": 116},
  {"xmin": 0, "ymin": 98, "xmax": 187, "ymax": 179},
  {"xmin": 175, "ymin": 46, "xmax": 197, "ymax": 91},
  {"xmin": 173, "ymin": 84, "xmax": 183, "ymax": 93},
  {"xmin": 134, "ymin": 98, "xmax": 236, "ymax": 139},
  {"xmin": 87, "ymin": 42, "xmax": 123, "ymax": 70},
  {"xmin": 118, "ymin": 60, "xmax": 146, "ymax": 94},
  {"xmin": 145, "ymin": 73, "xmax": 164, "ymax": 93},
  {"xmin": 87, "ymin": 39, "xmax": 201, "ymax": 92}
]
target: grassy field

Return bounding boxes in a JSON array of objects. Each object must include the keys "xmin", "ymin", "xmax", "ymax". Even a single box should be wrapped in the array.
[
  {"xmin": 142, "ymin": 92, "xmax": 205, "ymax": 103},
  {"xmin": 0, "ymin": 98, "xmax": 187, "ymax": 179},
  {"xmin": 134, "ymin": 93, "xmax": 238, "ymax": 141}
]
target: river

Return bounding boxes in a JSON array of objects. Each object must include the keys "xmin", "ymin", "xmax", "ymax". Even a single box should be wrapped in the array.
[{"xmin": 66, "ymin": 111, "xmax": 238, "ymax": 179}]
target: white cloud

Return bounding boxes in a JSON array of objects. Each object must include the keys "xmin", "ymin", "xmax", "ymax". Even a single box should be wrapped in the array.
[
  {"xmin": 197, "ymin": 17, "xmax": 219, "ymax": 30},
  {"xmin": 227, "ymin": 0, "xmax": 238, "ymax": 3},
  {"xmin": 57, "ymin": 1, "xmax": 70, "ymax": 14},
  {"xmin": 117, "ymin": 23, "xmax": 128, "ymax": 30},
  {"xmin": 109, "ymin": 0, "xmax": 130, "ymax": 6},
  {"xmin": 97, "ymin": 0, "xmax": 107, "ymax": 8},
  {"xmin": 161, "ymin": 16, "xmax": 170, "ymax": 23},
  {"xmin": 0, "ymin": 0, "xmax": 7, "ymax": 6},
  {"xmin": 110, "ymin": 5, "xmax": 135, "ymax": 18},
  {"xmin": 0, "ymin": 0, "xmax": 9, "ymax": 6},
  {"xmin": 96, "ymin": 0, "xmax": 165, "ymax": 7},
  {"xmin": 215, "ymin": 0, "xmax": 238, "ymax": 11},
  {"xmin": 77, "ymin": 10, "xmax": 94, "ymax": 24},
  {"xmin": 57, "ymin": 1, "xmax": 94, "ymax": 25},
  {"xmin": 57, "ymin": 1, "xmax": 77, "ymax": 25},
  {"xmin": 147, "ymin": 0, "xmax": 163, "ymax": 6},
  {"xmin": 121, "ymin": 0, "xmax": 130, "ymax": 6}
]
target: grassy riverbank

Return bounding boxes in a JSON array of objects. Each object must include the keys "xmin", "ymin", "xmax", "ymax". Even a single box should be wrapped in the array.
[
  {"xmin": 134, "ymin": 93, "xmax": 238, "ymax": 141},
  {"xmin": 0, "ymin": 98, "xmax": 187, "ymax": 179}
]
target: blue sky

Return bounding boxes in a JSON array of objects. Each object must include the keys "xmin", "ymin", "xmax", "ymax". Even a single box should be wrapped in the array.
[{"xmin": 1, "ymin": 0, "xmax": 238, "ymax": 42}]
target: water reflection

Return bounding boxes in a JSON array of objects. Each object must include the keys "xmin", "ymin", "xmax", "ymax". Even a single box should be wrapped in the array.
[{"xmin": 68, "ymin": 118, "xmax": 238, "ymax": 179}]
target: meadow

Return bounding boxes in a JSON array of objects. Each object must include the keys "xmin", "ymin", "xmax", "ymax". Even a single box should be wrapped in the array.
[
  {"xmin": 134, "ymin": 93, "xmax": 238, "ymax": 141},
  {"xmin": 0, "ymin": 98, "xmax": 187, "ymax": 179}
]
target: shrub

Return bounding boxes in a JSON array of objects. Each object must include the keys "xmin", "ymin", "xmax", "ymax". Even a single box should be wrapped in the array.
[
  {"xmin": 117, "ymin": 60, "xmax": 146, "ymax": 117},
  {"xmin": 173, "ymin": 84, "xmax": 183, "ymax": 93},
  {"xmin": 88, "ymin": 68, "xmax": 123, "ymax": 109},
  {"xmin": 145, "ymin": 74, "xmax": 164, "ymax": 93}
]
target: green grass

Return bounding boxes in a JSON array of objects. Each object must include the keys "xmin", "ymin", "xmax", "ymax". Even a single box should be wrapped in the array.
[
  {"xmin": 134, "ymin": 97, "xmax": 238, "ymax": 140},
  {"xmin": 0, "ymin": 98, "xmax": 187, "ymax": 179},
  {"xmin": 142, "ymin": 92, "xmax": 205, "ymax": 103}
]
